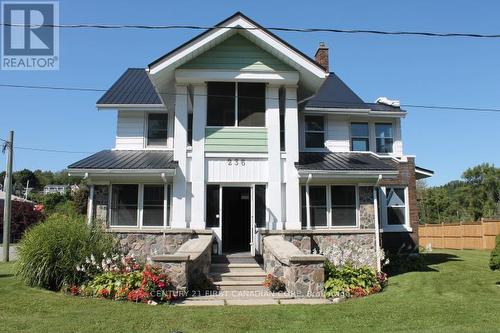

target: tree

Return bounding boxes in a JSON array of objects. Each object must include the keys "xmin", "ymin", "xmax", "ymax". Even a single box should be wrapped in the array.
[{"xmin": 13, "ymin": 169, "xmax": 39, "ymax": 189}]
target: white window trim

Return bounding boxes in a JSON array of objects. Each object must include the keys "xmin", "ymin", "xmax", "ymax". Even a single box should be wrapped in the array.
[
  {"xmin": 206, "ymin": 82, "xmax": 267, "ymax": 128},
  {"xmin": 301, "ymin": 184, "xmax": 360, "ymax": 230},
  {"xmin": 379, "ymin": 186, "xmax": 412, "ymax": 232},
  {"xmin": 304, "ymin": 115, "xmax": 326, "ymax": 149},
  {"xmin": 350, "ymin": 122, "xmax": 370, "ymax": 152},
  {"xmin": 107, "ymin": 183, "xmax": 171, "ymax": 229},
  {"xmin": 144, "ymin": 112, "xmax": 170, "ymax": 149},
  {"xmin": 375, "ymin": 122, "xmax": 394, "ymax": 154}
]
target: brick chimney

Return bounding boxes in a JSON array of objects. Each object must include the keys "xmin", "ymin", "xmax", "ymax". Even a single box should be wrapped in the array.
[{"xmin": 315, "ymin": 42, "xmax": 329, "ymax": 72}]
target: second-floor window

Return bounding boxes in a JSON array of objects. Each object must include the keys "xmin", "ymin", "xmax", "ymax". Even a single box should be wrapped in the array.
[
  {"xmin": 207, "ymin": 82, "xmax": 265, "ymax": 127},
  {"xmin": 304, "ymin": 115, "xmax": 325, "ymax": 148},
  {"xmin": 147, "ymin": 113, "xmax": 168, "ymax": 146},
  {"xmin": 375, "ymin": 123, "xmax": 393, "ymax": 153},
  {"xmin": 351, "ymin": 122, "xmax": 369, "ymax": 151}
]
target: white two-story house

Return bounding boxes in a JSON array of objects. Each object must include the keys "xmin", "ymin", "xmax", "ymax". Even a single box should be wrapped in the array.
[{"xmin": 68, "ymin": 12, "xmax": 432, "ymax": 262}]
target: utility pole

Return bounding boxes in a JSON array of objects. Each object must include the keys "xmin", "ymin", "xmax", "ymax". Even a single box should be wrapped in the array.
[{"xmin": 3, "ymin": 131, "xmax": 14, "ymax": 262}]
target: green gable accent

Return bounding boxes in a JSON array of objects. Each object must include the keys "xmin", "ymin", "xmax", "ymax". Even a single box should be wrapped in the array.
[
  {"xmin": 180, "ymin": 34, "xmax": 293, "ymax": 72},
  {"xmin": 205, "ymin": 127, "xmax": 268, "ymax": 153}
]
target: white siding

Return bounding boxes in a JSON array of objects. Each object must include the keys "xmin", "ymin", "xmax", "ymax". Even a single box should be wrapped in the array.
[
  {"xmin": 116, "ymin": 111, "xmax": 145, "ymax": 149},
  {"xmin": 325, "ymin": 116, "xmax": 350, "ymax": 152},
  {"xmin": 206, "ymin": 158, "xmax": 268, "ymax": 183},
  {"xmin": 299, "ymin": 113, "xmax": 404, "ymax": 156}
]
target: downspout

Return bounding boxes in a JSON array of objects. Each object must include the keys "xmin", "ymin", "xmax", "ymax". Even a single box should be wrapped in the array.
[
  {"xmin": 374, "ymin": 174, "xmax": 383, "ymax": 272},
  {"xmin": 305, "ymin": 173, "xmax": 313, "ymax": 230}
]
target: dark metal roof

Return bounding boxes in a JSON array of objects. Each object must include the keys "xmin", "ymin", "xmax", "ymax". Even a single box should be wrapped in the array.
[
  {"xmin": 303, "ymin": 73, "xmax": 367, "ymax": 109},
  {"xmin": 148, "ymin": 12, "xmax": 326, "ymax": 72},
  {"xmin": 68, "ymin": 150, "xmax": 177, "ymax": 170},
  {"xmin": 96, "ymin": 68, "xmax": 162, "ymax": 106},
  {"xmin": 303, "ymin": 72, "xmax": 403, "ymax": 112},
  {"xmin": 296, "ymin": 152, "xmax": 397, "ymax": 172}
]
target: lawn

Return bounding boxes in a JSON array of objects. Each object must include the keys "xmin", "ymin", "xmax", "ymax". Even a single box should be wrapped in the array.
[{"xmin": 1, "ymin": 249, "xmax": 499, "ymax": 333}]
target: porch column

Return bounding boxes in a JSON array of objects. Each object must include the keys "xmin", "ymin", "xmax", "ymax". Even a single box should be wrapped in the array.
[
  {"xmin": 190, "ymin": 83, "xmax": 207, "ymax": 229},
  {"xmin": 87, "ymin": 184, "xmax": 94, "ymax": 225},
  {"xmin": 266, "ymin": 85, "xmax": 282, "ymax": 229},
  {"xmin": 284, "ymin": 86, "xmax": 301, "ymax": 229},
  {"xmin": 171, "ymin": 84, "xmax": 188, "ymax": 228}
]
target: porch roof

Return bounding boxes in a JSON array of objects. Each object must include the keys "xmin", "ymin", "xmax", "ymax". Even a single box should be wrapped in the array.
[
  {"xmin": 296, "ymin": 152, "xmax": 398, "ymax": 174},
  {"xmin": 68, "ymin": 150, "xmax": 177, "ymax": 170}
]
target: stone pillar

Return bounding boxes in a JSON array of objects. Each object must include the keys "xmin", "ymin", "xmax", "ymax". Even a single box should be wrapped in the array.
[
  {"xmin": 266, "ymin": 85, "xmax": 282, "ymax": 229},
  {"xmin": 284, "ymin": 86, "xmax": 301, "ymax": 230},
  {"xmin": 171, "ymin": 84, "xmax": 188, "ymax": 228},
  {"xmin": 190, "ymin": 83, "xmax": 207, "ymax": 229}
]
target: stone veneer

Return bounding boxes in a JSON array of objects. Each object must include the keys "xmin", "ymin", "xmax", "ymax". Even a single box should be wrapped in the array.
[
  {"xmin": 263, "ymin": 236, "xmax": 325, "ymax": 298},
  {"xmin": 281, "ymin": 232, "xmax": 378, "ymax": 269},
  {"xmin": 359, "ymin": 186, "xmax": 375, "ymax": 229},
  {"xmin": 111, "ymin": 229, "xmax": 212, "ymax": 259}
]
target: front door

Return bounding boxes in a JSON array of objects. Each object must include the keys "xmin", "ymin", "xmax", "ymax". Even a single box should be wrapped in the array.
[{"xmin": 222, "ymin": 187, "xmax": 251, "ymax": 253}]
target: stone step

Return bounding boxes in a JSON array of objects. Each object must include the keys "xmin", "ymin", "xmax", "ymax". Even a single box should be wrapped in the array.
[
  {"xmin": 214, "ymin": 280, "xmax": 264, "ymax": 287},
  {"xmin": 210, "ymin": 263, "xmax": 261, "ymax": 273},
  {"xmin": 212, "ymin": 255, "xmax": 256, "ymax": 264},
  {"xmin": 209, "ymin": 272, "xmax": 266, "ymax": 282},
  {"xmin": 216, "ymin": 284, "xmax": 268, "ymax": 292}
]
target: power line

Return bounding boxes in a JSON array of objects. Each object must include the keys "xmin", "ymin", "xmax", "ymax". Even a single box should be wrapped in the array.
[
  {"xmin": 13, "ymin": 146, "xmax": 94, "ymax": 154},
  {"xmin": 1, "ymin": 83, "xmax": 500, "ymax": 113},
  {"xmin": 2, "ymin": 22, "xmax": 500, "ymax": 39}
]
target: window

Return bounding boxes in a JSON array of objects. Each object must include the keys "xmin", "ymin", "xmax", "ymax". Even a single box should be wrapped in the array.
[
  {"xmin": 207, "ymin": 82, "xmax": 265, "ymax": 127},
  {"xmin": 375, "ymin": 123, "xmax": 393, "ymax": 153},
  {"xmin": 301, "ymin": 186, "xmax": 327, "ymax": 227},
  {"xmin": 255, "ymin": 185, "xmax": 266, "ymax": 228},
  {"xmin": 331, "ymin": 186, "xmax": 357, "ymax": 226},
  {"xmin": 237, "ymin": 83, "xmax": 265, "ymax": 127},
  {"xmin": 351, "ymin": 122, "xmax": 369, "ymax": 151},
  {"xmin": 207, "ymin": 82, "xmax": 235, "ymax": 126},
  {"xmin": 187, "ymin": 113, "xmax": 193, "ymax": 146},
  {"xmin": 147, "ymin": 113, "xmax": 168, "ymax": 146},
  {"xmin": 111, "ymin": 185, "xmax": 138, "ymax": 226},
  {"xmin": 142, "ymin": 185, "xmax": 164, "ymax": 227},
  {"xmin": 304, "ymin": 116, "xmax": 325, "ymax": 148},
  {"xmin": 386, "ymin": 187, "xmax": 406, "ymax": 225},
  {"xmin": 206, "ymin": 185, "xmax": 220, "ymax": 227},
  {"xmin": 92, "ymin": 185, "xmax": 109, "ymax": 222}
]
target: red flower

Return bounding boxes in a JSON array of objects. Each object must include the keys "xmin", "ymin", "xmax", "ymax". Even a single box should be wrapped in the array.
[
  {"xmin": 98, "ymin": 288, "xmax": 110, "ymax": 298},
  {"xmin": 158, "ymin": 282, "xmax": 165, "ymax": 289},
  {"xmin": 69, "ymin": 285, "xmax": 79, "ymax": 296}
]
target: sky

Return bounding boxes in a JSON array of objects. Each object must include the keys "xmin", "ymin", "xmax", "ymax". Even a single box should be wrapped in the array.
[{"xmin": 0, "ymin": 0, "xmax": 499, "ymax": 186}]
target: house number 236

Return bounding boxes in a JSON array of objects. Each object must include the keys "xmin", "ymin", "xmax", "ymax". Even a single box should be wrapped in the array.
[{"xmin": 227, "ymin": 158, "xmax": 246, "ymax": 166}]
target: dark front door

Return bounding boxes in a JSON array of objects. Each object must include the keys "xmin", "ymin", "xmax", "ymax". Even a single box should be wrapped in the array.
[{"xmin": 222, "ymin": 187, "xmax": 251, "ymax": 253}]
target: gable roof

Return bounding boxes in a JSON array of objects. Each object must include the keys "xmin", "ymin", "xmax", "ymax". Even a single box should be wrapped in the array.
[
  {"xmin": 148, "ymin": 11, "xmax": 326, "ymax": 74},
  {"xmin": 96, "ymin": 68, "xmax": 162, "ymax": 107}
]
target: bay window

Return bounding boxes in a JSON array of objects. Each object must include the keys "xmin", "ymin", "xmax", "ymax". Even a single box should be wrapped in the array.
[
  {"xmin": 207, "ymin": 82, "xmax": 265, "ymax": 127},
  {"xmin": 351, "ymin": 122, "xmax": 369, "ymax": 151},
  {"xmin": 304, "ymin": 115, "xmax": 325, "ymax": 148},
  {"xmin": 375, "ymin": 123, "xmax": 393, "ymax": 153}
]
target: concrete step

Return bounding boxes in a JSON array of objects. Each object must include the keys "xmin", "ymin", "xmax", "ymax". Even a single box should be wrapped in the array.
[
  {"xmin": 209, "ymin": 272, "xmax": 266, "ymax": 282},
  {"xmin": 217, "ymin": 284, "xmax": 268, "ymax": 292},
  {"xmin": 214, "ymin": 280, "xmax": 263, "ymax": 287},
  {"xmin": 212, "ymin": 254, "xmax": 256, "ymax": 264}
]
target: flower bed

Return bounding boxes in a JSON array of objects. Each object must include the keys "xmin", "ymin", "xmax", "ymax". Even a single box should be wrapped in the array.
[
  {"xmin": 323, "ymin": 261, "xmax": 388, "ymax": 299},
  {"xmin": 65, "ymin": 253, "xmax": 179, "ymax": 304}
]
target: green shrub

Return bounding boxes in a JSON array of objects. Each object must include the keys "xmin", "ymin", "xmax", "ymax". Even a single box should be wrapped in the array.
[
  {"xmin": 324, "ymin": 262, "xmax": 387, "ymax": 299},
  {"xmin": 16, "ymin": 213, "xmax": 116, "ymax": 290},
  {"xmin": 490, "ymin": 235, "xmax": 500, "ymax": 271},
  {"xmin": 382, "ymin": 251, "xmax": 427, "ymax": 275}
]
